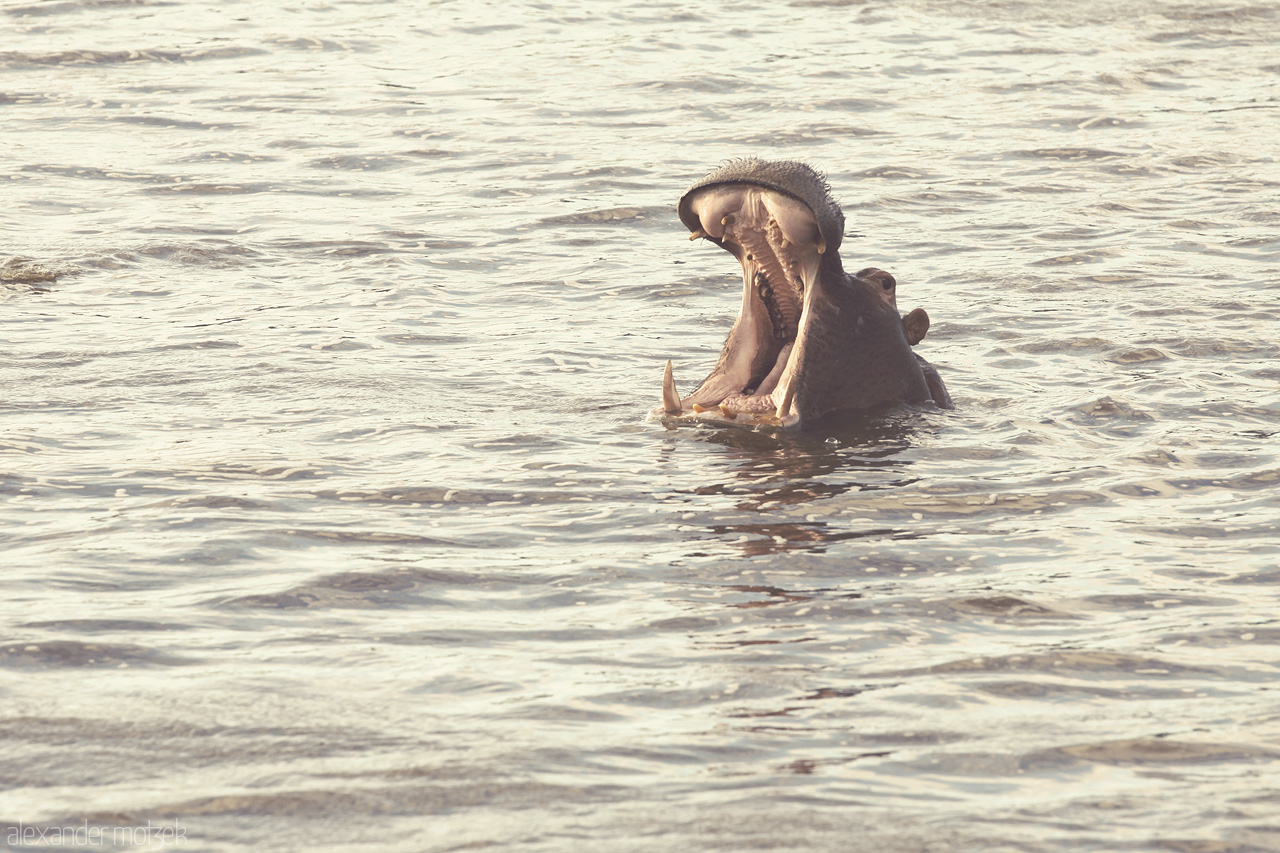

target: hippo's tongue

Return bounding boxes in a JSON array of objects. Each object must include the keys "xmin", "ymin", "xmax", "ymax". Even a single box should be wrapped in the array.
[{"xmin": 661, "ymin": 182, "xmax": 825, "ymax": 423}]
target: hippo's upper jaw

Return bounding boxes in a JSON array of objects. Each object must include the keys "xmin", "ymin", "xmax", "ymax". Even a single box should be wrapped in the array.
[{"xmin": 656, "ymin": 158, "xmax": 951, "ymax": 429}]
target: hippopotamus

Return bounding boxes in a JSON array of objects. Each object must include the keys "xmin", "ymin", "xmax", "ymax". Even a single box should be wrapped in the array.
[{"xmin": 656, "ymin": 158, "xmax": 951, "ymax": 428}]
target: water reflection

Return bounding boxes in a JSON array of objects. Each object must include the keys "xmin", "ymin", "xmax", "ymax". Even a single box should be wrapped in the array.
[{"xmin": 660, "ymin": 409, "xmax": 936, "ymax": 555}]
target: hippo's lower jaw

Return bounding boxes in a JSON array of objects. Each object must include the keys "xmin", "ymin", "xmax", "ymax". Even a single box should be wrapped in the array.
[{"xmin": 654, "ymin": 158, "xmax": 951, "ymax": 429}]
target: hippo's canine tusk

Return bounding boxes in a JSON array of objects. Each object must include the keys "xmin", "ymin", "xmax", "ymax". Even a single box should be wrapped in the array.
[
  {"xmin": 775, "ymin": 382, "xmax": 795, "ymax": 420},
  {"xmin": 662, "ymin": 360, "xmax": 682, "ymax": 414}
]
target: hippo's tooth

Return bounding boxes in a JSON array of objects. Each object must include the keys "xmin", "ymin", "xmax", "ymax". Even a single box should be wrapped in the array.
[
  {"xmin": 816, "ymin": 237, "xmax": 827, "ymax": 255},
  {"xmin": 691, "ymin": 403, "xmax": 709, "ymax": 413},
  {"xmin": 721, "ymin": 214, "xmax": 735, "ymax": 226},
  {"xmin": 662, "ymin": 360, "xmax": 682, "ymax": 414},
  {"xmin": 775, "ymin": 382, "xmax": 795, "ymax": 420},
  {"xmin": 689, "ymin": 229, "xmax": 707, "ymax": 241}
]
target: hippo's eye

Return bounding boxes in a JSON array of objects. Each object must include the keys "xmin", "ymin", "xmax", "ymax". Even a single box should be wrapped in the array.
[{"xmin": 880, "ymin": 276, "xmax": 895, "ymax": 291}]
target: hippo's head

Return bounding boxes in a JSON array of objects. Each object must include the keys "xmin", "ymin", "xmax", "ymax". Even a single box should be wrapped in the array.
[{"xmin": 657, "ymin": 158, "xmax": 950, "ymax": 428}]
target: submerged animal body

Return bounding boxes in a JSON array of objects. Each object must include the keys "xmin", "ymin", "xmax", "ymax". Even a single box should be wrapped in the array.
[{"xmin": 657, "ymin": 158, "xmax": 951, "ymax": 428}]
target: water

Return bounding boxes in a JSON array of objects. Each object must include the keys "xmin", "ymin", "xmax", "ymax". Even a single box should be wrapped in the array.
[{"xmin": 3, "ymin": 0, "xmax": 1280, "ymax": 850}]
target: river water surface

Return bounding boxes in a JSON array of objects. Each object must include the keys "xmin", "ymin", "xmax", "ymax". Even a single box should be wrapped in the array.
[{"xmin": 3, "ymin": 0, "xmax": 1280, "ymax": 850}]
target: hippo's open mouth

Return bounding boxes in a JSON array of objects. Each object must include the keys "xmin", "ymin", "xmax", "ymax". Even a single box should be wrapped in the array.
[
  {"xmin": 656, "ymin": 159, "xmax": 951, "ymax": 429},
  {"xmin": 663, "ymin": 183, "xmax": 826, "ymax": 423}
]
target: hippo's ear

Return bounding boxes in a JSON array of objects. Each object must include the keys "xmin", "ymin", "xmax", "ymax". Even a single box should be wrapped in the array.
[{"xmin": 902, "ymin": 307, "xmax": 930, "ymax": 346}]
